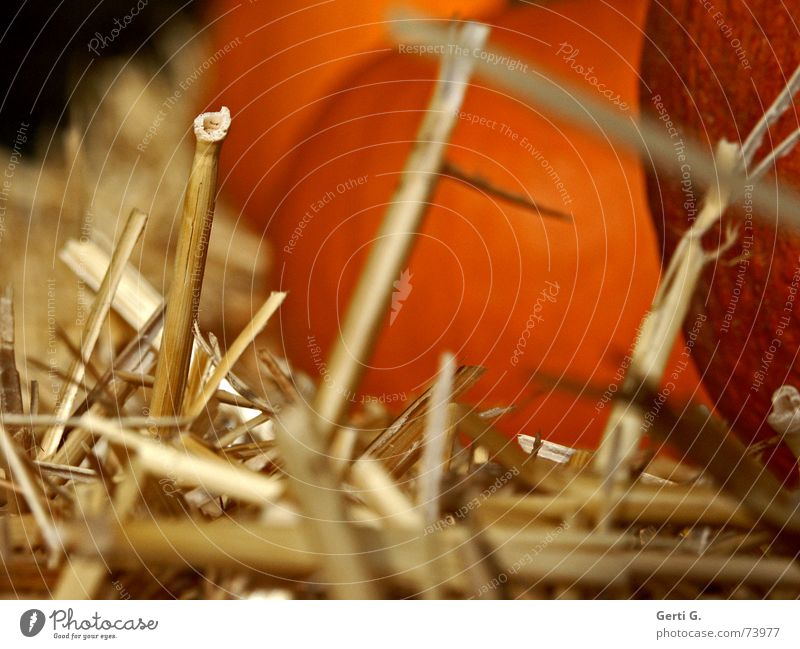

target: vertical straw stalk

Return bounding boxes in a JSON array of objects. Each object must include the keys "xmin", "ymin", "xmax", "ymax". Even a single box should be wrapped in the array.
[
  {"xmin": 149, "ymin": 107, "xmax": 231, "ymax": 427},
  {"xmin": 272, "ymin": 405, "xmax": 377, "ymax": 598},
  {"xmin": 312, "ymin": 22, "xmax": 490, "ymax": 438},
  {"xmin": 419, "ymin": 352, "xmax": 456, "ymax": 526}
]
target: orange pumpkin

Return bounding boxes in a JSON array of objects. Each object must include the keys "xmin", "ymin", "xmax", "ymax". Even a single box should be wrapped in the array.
[
  {"xmin": 213, "ymin": 0, "xmax": 705, "ymax": 449},
  {"xmin": 208, "ymin": 0, "xmax": 506, "ymax": 219}
]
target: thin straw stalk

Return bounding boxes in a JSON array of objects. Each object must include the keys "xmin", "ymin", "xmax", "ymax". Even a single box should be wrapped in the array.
[
  {"xmin": 312, "ymin": 22, "xmax": 490, "ymax": 437},
  {"xmin": 182, "ymin": 291, "xmax": 286, "ymax": 419},
  {"xmin": 149, "ymin": 107, "xmax": 231, "ymax": 425},
  {"xmin": 39, "ymin": 207, "xmax": 148, "ymax": 458}
]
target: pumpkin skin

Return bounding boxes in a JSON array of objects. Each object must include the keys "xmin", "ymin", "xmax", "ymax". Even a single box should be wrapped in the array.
[
  {"xmin": 640, "ymin": 1, "xmax": 800, "ymax": 478},
  {"xmin": 256, "ymin": 0, "xmax": 703, "ymax": 449},
  {"xmin": 209, "ymin": 0, "xmax": 506, "ymax": 222}
]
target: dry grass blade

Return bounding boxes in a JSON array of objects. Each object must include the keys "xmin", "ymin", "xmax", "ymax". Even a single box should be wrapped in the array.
[
  {"xmin": 0, "ymin": 413, "xmax": 181, "ymax": 428},
  {"xmin": 59, "ymin": 517, "xmax": 316, "ymax": 577},
  {"xmin": 739, "ymin": 64, "xmax": 800, "ymax": 166},
  {"xmin": 182, "ymin": 338, "xmax": 215, "ymax": 414},
  {"xmin": 362, "ymin": 365, "xmax": 485, "ymax": 474},
  {"xmin": 29, "ymin": 380, "xmax": 38, "ymax": 416},
  {"xmin": 348, "ymin": 457, "xmax": 421, "ymax": 529},
  {"xmin": 417, "ymin": 353, "xmax": 457, "ymax": 599},
  {"xmin": 641, "ymin": 389, "xmax": 800, "ymax": 537},
  {"xmin": 182, "ymin": 291, "xmax": 286, "ymax": 420},
  {"xmin": 39, "ymin": 207, "xmax": 149, "ymax": 459},
  {"xmin": 213, "ymin": 411, "xmax": 272, "ymax": 449},
  {"xmin": 418, "ymin": 353, "xmax": 455, "ymax": 525},
  {"xmin": 484, "ymin": 482, "xmax": 756, "ymax": 530},
  {"xmin": 53, "ymin": 240, "xmax": 166, "ymax": 464},
  {"xmin": 114, "ymin": 370, "xmax": 265, "ymax": 411},
  {"xmin": 0, "ymin": 287, "xmax": 30, "ymax": 456},
  {"xmin": 0, "ymin": 422, "xmax": 59, "ymax": 553},
  {"xmin": 149, "ymin": 107, "xmax": 231, "ymax": 425},
  {"xmin": 273, "ymin": 405, "xmax": 376, "ymax": 598},
  {"xmin": 442, "ymin": 161, "xmax": 571, "ymax": 221},
  {"xmin": 192, "ymin": 326, "xmax": 275, "ymax": 413},
  {"xmin": 312, "ymin": 22, "xmax": 490, "ymax": 437},
  {"xmin": 34, "ymin": 461, "xmax": 96, "ymax": 483},
  {"xmin": 79, "ymin": 414, "xmax": 283, "ymax": 507},
  {"xmin": 60, "ymin": 238, "xmax": 163, "ymax": 334},
  {"xmin": 257, "ymin": 348, "xmax": 300, "ymax": 403},
  {"xmin": 60, "ymin": 237, "xmax": 163, "ymax": 336},
  {"xmin": 457, "ymin": 407, "xmax": 565, "ymax": 493},
  {"xmin": 74, "ymin": 308, "xmax": 164, "ymax": 421},
  {"xmin": 54, "ymin": 458, "xmax": 147, "ymax": 599}
]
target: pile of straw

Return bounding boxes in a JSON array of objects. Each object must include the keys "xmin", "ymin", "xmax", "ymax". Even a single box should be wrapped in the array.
[{"xmin": 1, "ymin": 17, "xmax": 800, "ymax": 600}]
